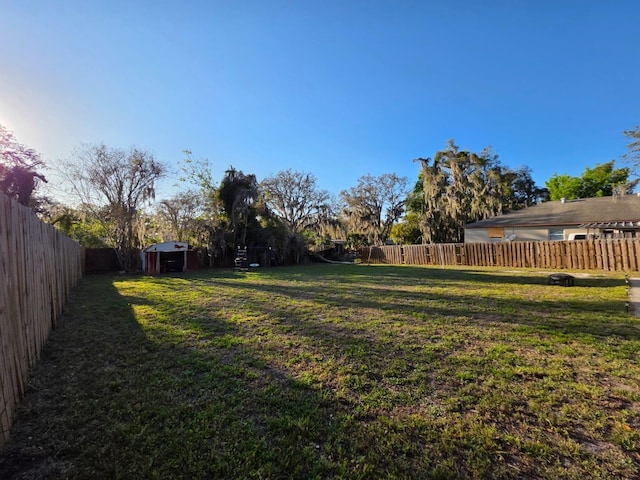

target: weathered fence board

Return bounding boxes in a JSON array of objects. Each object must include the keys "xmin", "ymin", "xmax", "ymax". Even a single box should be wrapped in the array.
[
  {"xmin": 359, "ymin": 238, "xmax": 640, "ymax": 272},
  {"xmin": 0, "ymin": 194, "xmax": 84, "ymax": 450}
]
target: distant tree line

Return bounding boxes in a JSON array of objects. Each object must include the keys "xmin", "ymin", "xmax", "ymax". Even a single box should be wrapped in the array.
[{"xmin": 1, "ymin": 124, "xmax": 638, "ymax": 271}]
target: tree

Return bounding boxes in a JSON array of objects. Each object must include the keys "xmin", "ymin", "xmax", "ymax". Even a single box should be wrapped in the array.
[
  {"xmin": 313, "ymin": 196, "xmax": 346, "ymax": 241},
  {"xmin": 340, "ymin": 173, "xmax": 408, "ymax": 245},
  {"xmin": 0, "ymin": 124, "xmax": 47, "ymax": 206},
  {"xmin": 217, "ymin": 167, "xmax": 259, "ymax": 247},
  {"xmin": 623, "ymin": 126, "xmax": 640, "ymax": 171},
  {"xmin": 391, "ymin": 174, "xmax": 429, "ymax": 244},
  {"xmin": 499, "ymin": 166, "xmax": 549, "ymax": 211},
  {"xmin": 175, "ymin": 150, "xmax": 233, "ymax": 266},
  {"xmin": 64, "ymin": 144, "xmax": 165, "ymax": 271},
  {"xmin": 49, "ymin": 204, "xmax": 110, "ymax": 247},
  {"xmin": 259, "ymin": 169, "xmax": 330, "ymax": 234},
  {"xmin": 415, "ymin": 141, "xmax": 504, "ymax": 243},
  {"xmin": 580, "ymin": 161, "xmax": 632, "ymax": 197},
  {"xmin": 157, "ymin": 191, "xmax": 203, "ymax": 242},
  {"xmin": 178, "ymin": 149, "xmax": 221, "ymax": 218},
  {"xmin": 545, "ymin": 161, "xmax": 634, "ymax": 200},
  {"xmin": 175, "ymin": 156, "xmax": 318, "ymax": 266},
  {"xmin": 543, "ymin": 174, "xmax": 582, "ymax": 201},
  {"xmin": 413, "ymin": 140, "xmax": 546, "ymax": 244},
  {"xmin": 390, "ymin": 211, "xmax": 422, "ymax": 244}
]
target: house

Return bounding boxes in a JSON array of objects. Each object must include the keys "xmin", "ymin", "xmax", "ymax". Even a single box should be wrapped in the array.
[
  {"xmin": 464, "ymin": 194, "xmax": 640, "ymax": 243},
  {"xmin": 141, "ymin": 241, "xmax": 199, "ymax": 274}
]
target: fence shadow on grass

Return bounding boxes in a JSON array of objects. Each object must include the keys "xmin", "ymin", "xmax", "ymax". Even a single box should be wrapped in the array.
[
  {"xmin": 218, "ymin": 264, "xmax": 638, "ymax": 342},
  {"xmin": 0, "ymin": 274, "xmax": 356, "ymax": 479},
  {"xmin": 234, "ymin": 263, "xmax": 624, "ymax": 288},
  {"xmin": 5, "ymin": 267, "xmax": 637, "ymax": 479}
]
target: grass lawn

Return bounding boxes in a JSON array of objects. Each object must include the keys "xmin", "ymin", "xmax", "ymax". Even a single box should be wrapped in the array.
[{"xmin": 1, "ymin": 264, "xmax": 639, "ymax": 479}]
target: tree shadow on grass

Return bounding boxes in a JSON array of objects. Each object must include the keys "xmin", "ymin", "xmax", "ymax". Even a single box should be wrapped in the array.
[
  {"xmin": 4, "ymin": 268, "xmax": 637, "ymax": 479},
  {"xmin": 0, "ymin": 275, "xmax": 349, "ymax": 479},
  {"xmin": 5, "ymin": 267, "xmax": 522, "ymax": 479},
  {"xmin": 216, "ymin": 265, "xmax": 639, "ymax": 342},
  {"xmin": 166, "ymin": 266, "xmax": 640, "ymax": 478}
]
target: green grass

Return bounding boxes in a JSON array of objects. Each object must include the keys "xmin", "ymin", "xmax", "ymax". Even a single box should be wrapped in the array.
[{"xmin": 1, "ymin": 264, "xmax": 639, "ymax": 479}]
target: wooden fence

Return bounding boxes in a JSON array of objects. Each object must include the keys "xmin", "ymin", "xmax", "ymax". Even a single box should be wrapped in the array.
[
  {"xmin": 359, "ymin": 238, "xmax": 640, "ymax": 271},
  {"xmin": 0, "ymin": 194, "xmax": 84, "ymax": 450}
]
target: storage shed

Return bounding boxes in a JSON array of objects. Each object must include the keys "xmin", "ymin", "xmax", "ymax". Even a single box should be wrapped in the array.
[{"xmin": 142, "ymin": 241, "xmax": 198, "ymax": 274}]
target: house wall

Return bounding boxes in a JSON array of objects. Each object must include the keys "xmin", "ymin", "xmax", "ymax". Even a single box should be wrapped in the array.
[
  {"xmin": 563, "ymin": 228, "xmax": 592, "ymax": 239},
  {"xmin": 464, "ymin": 226, "xmax": 591, "ymax": 243},
  {"xmin": 464, "ymin": 229, "xmax": 491, "ymax": 243}
]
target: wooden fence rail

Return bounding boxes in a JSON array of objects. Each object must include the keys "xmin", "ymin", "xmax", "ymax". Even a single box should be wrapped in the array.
[
  {"xmin": 359, "ymin": 238, "xmax": 640, "ymax": 272},
  {"xmin": 0, "ymin": 194, "xmax": 84, "ymax": 450}
]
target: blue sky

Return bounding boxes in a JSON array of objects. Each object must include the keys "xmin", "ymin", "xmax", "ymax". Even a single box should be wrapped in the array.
[{"xmin": 1, "ymin": 1, "xmax": 639, "ymax": 201}]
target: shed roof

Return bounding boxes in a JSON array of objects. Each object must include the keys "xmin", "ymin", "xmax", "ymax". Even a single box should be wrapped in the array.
[
  {"xmin": 143, "ymin": 241, "xmax": 189, "ymax": 252},
  {"xmin": 465, "ymin": 195, "xmax": 640, "ymax": 229}
]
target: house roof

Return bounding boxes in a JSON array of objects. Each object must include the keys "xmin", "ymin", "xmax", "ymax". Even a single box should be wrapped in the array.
[{"xmin": 465, "ymin": 195, "xmax": 640, "ymax": 229}]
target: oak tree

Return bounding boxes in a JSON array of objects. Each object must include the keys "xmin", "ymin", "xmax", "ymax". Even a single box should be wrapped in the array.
[
  {"xmin": 340, "ymin": 173, "xmax": 408, "ymax": 245},
  {"xmin": 259, "ymin": 169, "xmax": 330, "ymax": 234},
  {"xmin": 64, "ymin": 144, "xmax": 165, "ymax": 271}
]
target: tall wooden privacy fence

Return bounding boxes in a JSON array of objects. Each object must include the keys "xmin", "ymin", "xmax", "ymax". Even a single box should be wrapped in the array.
[
  {"xmin": 0, "ymin": 194, "xmax": 84, "ymax": 450},
  {"xmin": 359, "ymin": 238, "xmax": 640, "ymax": 271}
]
